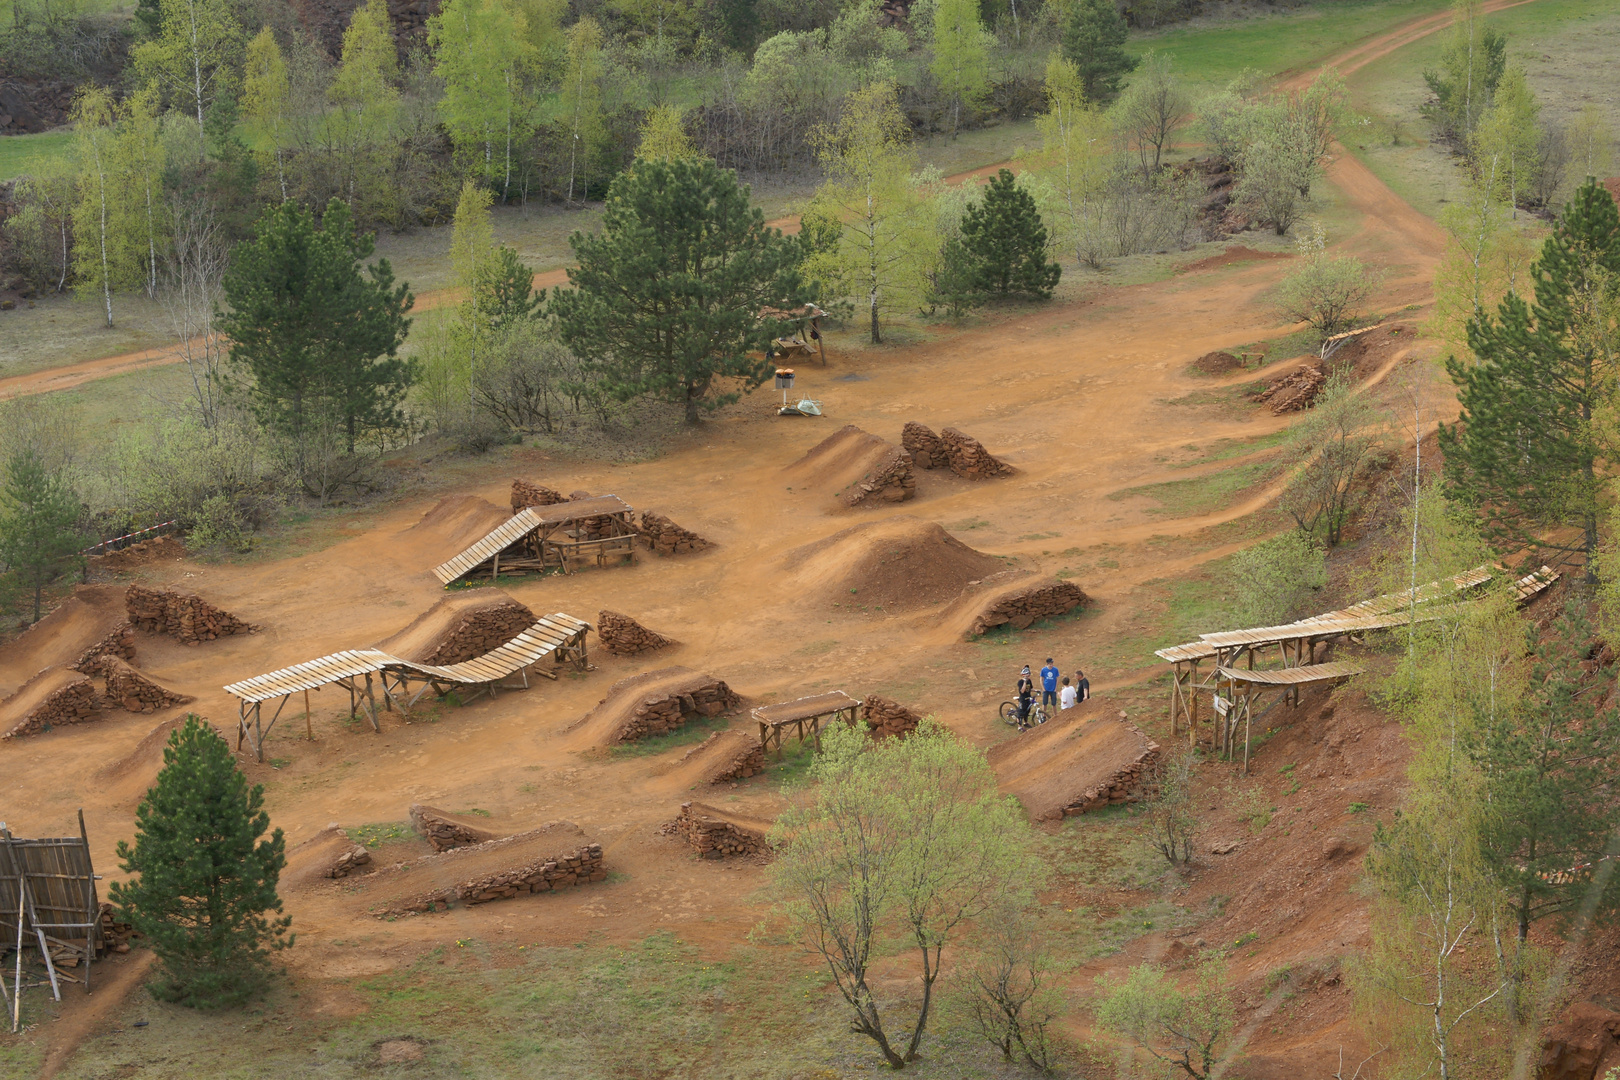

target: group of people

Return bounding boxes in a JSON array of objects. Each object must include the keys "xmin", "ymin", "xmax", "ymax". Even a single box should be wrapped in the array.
[{"xmin": 1013, "ymin": 657, "xmax": 1090, "ymax": 730}]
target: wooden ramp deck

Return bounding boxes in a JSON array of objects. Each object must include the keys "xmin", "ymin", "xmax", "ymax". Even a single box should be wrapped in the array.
[
  {"xmin": 752, "ymin": 691, "xmax": 860, "ymax": 756},
  {"xmin": 433, "ymin": 497, "xmax": 637, "ymax": 584},
  {"xmin": 224, "ymin": 614, "xmax": 590, "ymax": 761}
]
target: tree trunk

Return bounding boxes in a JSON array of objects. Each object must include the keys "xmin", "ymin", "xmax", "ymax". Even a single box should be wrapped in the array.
[{"xmin": 869, "ymin": 294, "xmax": 880, "ymax": 344}]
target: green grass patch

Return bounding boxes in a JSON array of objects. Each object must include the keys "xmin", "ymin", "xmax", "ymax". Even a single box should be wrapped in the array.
[
  {"xmin": 351, "ymin": 821, "xmax": 414, "ymax": 849},
  {"xmin": 0, "ymin": 131, "xmax": 72, "ymax": 182},
  {"xmin": 1107, "ymin": 459, "xmax": 1283, "ymax": 518},
  {"xmin": 1166, "ymin": 429, "xmax": 1291, "ymax": 469},
  {"xmin": 609, "ymin": 714, "xmax": 731, "ymax": 758}
]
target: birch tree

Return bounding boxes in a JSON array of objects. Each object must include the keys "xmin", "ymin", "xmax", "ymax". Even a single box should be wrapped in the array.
[
  {"xmin": 328, "ymin": 0, "xmax": 400, "ymax": 210},
  {"xmin": 430, "ymin": 0, "xmax": 537, "ymax": 198},
  {"xmin": 1471, "ymin": 64, "xmax": 1539, "ymax": 216},
  {"xmin": 559, "ymin": 15, "xmax": 605, "ymax": 203},
  {"xmin": 930, "ymin": 0, "xmax": 990, "ymax": 140},
  {"xmin": 1028, "ymin": 55, "xmax": 1110, "ymax": 264},
  {"xmin": 242, "ymin": 27, "xmax": 290, "ymax": 200},
  {"xmin": 132, "ymin": 0, "xmax": 242, "ymax": 157},
  {"xmin": 70, "ymin": 86, "xmax": 129, "ymax": 329},
  {"xmin": 121, "ymin": 84, "xmax": 168, "ymax": 299}
]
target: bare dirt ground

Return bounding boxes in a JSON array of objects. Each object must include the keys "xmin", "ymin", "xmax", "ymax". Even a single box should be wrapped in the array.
[{"xmin": 0, "ymin": 6, "xmax": 1539, "ymax": 1074}]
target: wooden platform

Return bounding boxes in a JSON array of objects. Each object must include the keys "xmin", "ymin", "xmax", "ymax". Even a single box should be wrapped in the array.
[
  {"xmin": 224, "ymin": 614, "xmax": 591, "ymax": 760},
  {"xmin": 752, "ymin": 691, "xmax": 860, "ymax": 756},
  {"xmin": 433, "ymin": 497, "xmax": 637, "ymax": 584}
]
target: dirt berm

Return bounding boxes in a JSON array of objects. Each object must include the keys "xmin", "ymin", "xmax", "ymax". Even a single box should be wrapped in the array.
[
  {"xmin": 355, "ymin": 821, "xmax": 601, "ymax": 915},
  {"xmin": 783, "ymin": 425, "xmax": 915, "ymax": 508},
  {"xmin": 282, "ymin": 825, "xmax": 374, "ymax": 892},
  {"xmin": 0, "ymin": 667, "xmax": 102, "ymax": 738},
  {"xmin": 652, "ymin": 727, "xmax": 767, "ymax": 790},
  {"xmin": 938, "ymin": 570, "xmax": 1089, "ymax": 638},
  {"xmin": 989, "ymin": 716, "xmax": 1159, "ymax": 821},
  {"xmin": 783, "ymin": 516, "xmax": 1003, "ymax": 612},
  {"xmin": 0, "ymin": 584, "xmax": 135, "ymax": 690},
  {"xmin": 567, "ymin": 667, "xmax": 742, "ymax": 745},
  {"xmin": 409, "ymin": 803, "xmax": 507, "ymax": 852},
  {"xmin": 398, "ymin": 494, "xmax": 511, "ymax": 564},
  {"xmin": 372, "ymin": 589, "xmax": 536, "ymax": 665}
]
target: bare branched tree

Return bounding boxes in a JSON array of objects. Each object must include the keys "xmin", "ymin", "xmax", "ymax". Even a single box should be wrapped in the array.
[{"xmin": 160, "ymin": 195, "xmax": 230, "ymax": 431}]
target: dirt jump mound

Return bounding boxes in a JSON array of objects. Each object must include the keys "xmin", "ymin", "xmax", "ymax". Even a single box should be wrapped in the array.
[
  {"xmin": 364, "ymin": 824, "xmax": 603, "ymax": 916},
  {"xmin": 511, "ymin": 479, "xmax": 569, "ymax": 511},
  {"xmin": 666, "ymin": 802, "xmax": 771, "ymax": 860},
  {"xmin": 989, "ymin": 717, "xmax": 1160, "ymax": 821},
  {"xmin": 943, "ymin": 571, "xmax": 1089, "ymax": 637},
  {"xmin": 639, "ymin": 511, "xmax": 711, "ymax": 555},
  {"xmin": 0, "ymin": 584, "xmax": 135, "ymax": 686},
  {"xmin": 784, "ymin": 516, "xmax": 1003, "ymax": 612},
  {"xmin": 597, "ymin": 609, "xmax": 678, "ymax": 655},
  {"xmin": 571, "ymin": 667, "xmax": 742, "ymax": 744},
  {"xmin": 401, "ymin": 494, "xmax": 512, "ymax": 562},
  {"xmin": 373, "ymin": 589, "xmax": 536, "ymax": 666},
  {"xmin": 784, "ymin": 425, "xmax": 916, "ymax": 507},
  {"xmin": 667, "ymin": 728, "xmax": 767, "ymax": 785},
  {"xmin": 283, "ymin": 825, "xmax": 373, "ymax": 891},
  {"xmin": 125, "ymin": 585, "xmax": 258, "ymax": 643},
  {"xmin": 862, "ymin": 695, "xmax": 923, "ymax": 738},
  {"xmin": 0, "ymin": 668, "xmax": 103, "ymax": 738},
  {"xmin": 92, "ymin": 655, "xmax": 194, "ymax": 713},
  {"xmin": 410, "ymin": 803, "xmax": 506, "ymax": 852},
  {"xmin": 903, "ymin": 423, "xmax": 1014, "ymax": 479}
]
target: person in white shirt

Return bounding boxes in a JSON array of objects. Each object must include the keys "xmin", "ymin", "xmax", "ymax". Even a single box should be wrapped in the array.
[{"xmin": 1058, "ymin": 677, "xmax": 1077, "ymax": 710}]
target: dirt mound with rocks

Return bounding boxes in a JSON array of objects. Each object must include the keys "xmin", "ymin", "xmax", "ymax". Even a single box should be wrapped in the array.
[
  {"xmin": 597, "ymin": 610, "xmax": 677, "ymax": 655},
  {"xmin": 373, "ymin": 590, "xmax": 536, "ymax": 666},
  {"xmin": 784, "ymin": 425, "xmax": 916, "ymax": 507},
  {"xmin": 511, "ymin": 479, "xmax": 568, "ymax": 511},
  {"xmin": 901, "ymin": 422, "xmax": 945, "ymax": 468},
  {"xmin": 665, "ymin": 728, "xmax": 767, "ymax": 785},
  {"xmin": 783, "ymin": 516, "xmax": 1003, "ymax": 612},
  {"xmin": 361, "ymin": 822, "xmax": 602, "ymax": 916},
  {"xmin": 989, "ymin": 717, "xmax": 1160, "ymax": 821},
  {"xmin": 639, "ymin": 511, "xmax": 711, "ymax": 555},
  {"xmin": 126, "ymin": 585, "xmax": 258, "ymax": 644},
  {"xmin": 283, "ymin": 825, "xmax": 374, "ymax": 891},
  {"xmin": 410, "ymin": 803, "xmax": 506, "ymax": 852},
  {"xmin": 0, "ymin": 668, "xmax": 102, "ymax": 739},
  {"xmin": 666, "ymin": 802, "xmax": 772, "ymax": 860},
  {"xmin": 1253, "ymin": 362, "xmax": 1326, "ymax": 413},
  {"xmin": 0, "ymin": 585, "xmax": 136, "ymax": 687},
  {"xmin": 862, "ymin": 695, "xmax": 923, "ymax": 738},
  {"xmin": 570, "ymin": 667, "xmax": 742, "ymax": 745},
  {"xmin": 89, "ymin": 535, "xmax": 187, "ymax": 572},
  {"xmin": 400, "ymin": 494, "xmax": 511, "ymax": 563},
  {"xmin": 1538, "ymin": 1002, "xmax": 1620, "ymax": 1080},
  {"xmin": 1191, "ymin": 350, "xmax": 1245, "ymax": 375},
  {"xmin": 944, "ymin": 571, "xmax": 1089, "ymax": 637},
  {"xmin": 91, "ymin": 656, "xmax": 194, "ymax": 713},
  {"xmin": 905, "ymin": 423, "xmax": 1014, "ymax": 479}
]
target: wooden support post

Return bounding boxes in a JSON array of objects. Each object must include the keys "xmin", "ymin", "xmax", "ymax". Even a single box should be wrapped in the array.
[
  {"xmin": 364, "ymin": 673, "xmax": 379, "ymax": 733},
  {"xmin": 1242, "ymin": 694, "xmax": 1253, "ymax": 776},
  {"xmin": 304, "ymin": 689, "xmax": 313, "ymax": 740}
]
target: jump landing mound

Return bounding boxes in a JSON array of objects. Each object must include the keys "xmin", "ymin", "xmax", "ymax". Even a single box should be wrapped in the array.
[
  {"xmin": 410, "ymin": 803, "xmax": 507, "ymax": 852},
  {"xmin": 0, "ymin": 584, "xmax": 135, "ymax": 687},
  {"xmin": 784, "ymin": 425, "xmax": 915, "ymax": 507},
  {"xmin": 283, "ymin": 825, "xmax": 373, "ymax": 891},
  {"xmin": 356, "ymin": 822, "xmax": 603, "ymax": 916},
  {"xmin": 783, "ymin": 516, "xmax": 1003, "ymax": 612},
  {"xmin": 989, "ymin": 717, "xmax": 1160, "ymax": 821},
  {"xmin": 653, "ymin": 727, "xmax": 767, "ymax": 789},
  {"xmin": 399, "ymin": 494, "xmax": 512, "ymax": 564},
  {"xmin": 373, "ymin": 589, "xmax": 537, "ymax": 666},
  {"xmin": 567, "ymin": 667, "xmax": 741, "ymax": 745},
  {"xmin": 667, "ymin": 802, "xmax": 772, "ymax": 859},
  {"xmin": 0, "ymin": 667, "xmax": 102, "ymax": 738},
  {"xmin": 939, "ymin": 571, "xmax": 1089, "ymax": 638}
]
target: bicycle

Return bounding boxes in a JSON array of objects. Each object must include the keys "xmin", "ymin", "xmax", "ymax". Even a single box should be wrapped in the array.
[{"xmin": 999, "ymin": 700, "xmax": 1048, "ymax": 730}]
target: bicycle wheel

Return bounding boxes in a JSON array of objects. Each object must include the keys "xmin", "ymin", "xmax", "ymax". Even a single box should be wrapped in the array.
[{"xmin": 998, "ymin": 701, "xmax": 1019, "ymax": 725}]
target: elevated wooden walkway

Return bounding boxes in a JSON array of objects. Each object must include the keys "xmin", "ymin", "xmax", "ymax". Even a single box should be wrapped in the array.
[{"xmin": 225, "ymin": 614, "xmax": 590, "ymax": 760}]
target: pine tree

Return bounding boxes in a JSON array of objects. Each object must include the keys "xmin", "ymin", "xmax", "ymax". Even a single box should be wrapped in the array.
[
  {"xmin": 1059, "ymin": 0, "xmax": 1137, "ymax": 106},
  {"xmin": 0, "ymin": 450, "xmax": 86, "ymax": 624},
  {"xmin": 1441, "ymin": 178, "xmax": 1620, "ymax": 574},
  {"xmin": 110, "ymin": 715, "xmax": 292, "ymax": 1008},
  {"xmin": 219, "ymin": 199, "xmax": 414, "ymax": 464},
  {"xmin": 931, "ymin": 0, "xmax": 991, "ymax": 139},
  {"xmin": 956, "ymin": 168, "xmax": 1061, "ymax": 300},
  {"xmin": 551, "ymin": 157, "xmax": 808, "ymax": 423}
]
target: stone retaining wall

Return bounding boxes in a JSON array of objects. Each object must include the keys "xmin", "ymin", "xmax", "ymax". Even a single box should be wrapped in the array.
[
  {"xmin": 511, "ymin": 479, "xmax": 568, "ymax": 512},
  {"xmin": 968, "ymin": 579, "xmax": 1088, "ymax": 635},
  {"xmin": 668, "ymin": 803, "xmax": 770, "ymax": 859},
  {"xmin": 1, "ymin": 673, "xmax": 102, "ymax": 739},
  {"xmin": 1061, "ymin": 725, "xmax": 1161, "ymax": 816},
  {"xmin": 939, "ymin": 427, "xmax": 1014, "ymax": 479},
  {"xmin": 861, "ymin": 695, "xmax": 923, "ymax": 739},
  {"xmin": 381, "ymin": 841, "xmax": 605, "ymax": 915},
  {"xmin": 618, "ymin": 678, "xmax": 741, "ymax": 742},
  {"xmin": 125, "ymin": 586, "xmax": 257, "ymax": 644},
  {"xmin": 95, "ymin": 656, "xmax": 194, "ymax": 713},
  {"xmin": 597, "ymin": 610, "xmax": 676, "ymax": 655},
  {"xmin": 72, "ymin": 622, "xmax": 137, "ymax": 673},
  {"xmin": 410, "ymin": 803, "xmax": 502, "ymax": 853},
  {"xmin": 840, "ymin": 447, "xmax": 916, "ymax": 507},
  {"xmin": 680, "ymin": 729, "xmax": 766, "ymax": 783},
  {"xmin": 423, "ymin": 600, "xmax": 535, "ymax": 667},
  {"xmin": 901, "ymin": 421, "xmax": 945, "ymax": 469}
]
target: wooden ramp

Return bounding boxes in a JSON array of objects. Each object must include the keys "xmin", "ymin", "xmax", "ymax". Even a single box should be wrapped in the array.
[
  {"xmin": 752, "ymin": 691, "xmax": 860, "ymax": 756},
  {"xmin": 0, "ymin": 814, "xmax": 101, "ymax": 1031},
  {"xmin": 224, "ymin": 614, "xmax": 591, "ymax": 761},
  {"xmin": 432, "ymin": 497, "xmax": 636, "ymax": 584}
]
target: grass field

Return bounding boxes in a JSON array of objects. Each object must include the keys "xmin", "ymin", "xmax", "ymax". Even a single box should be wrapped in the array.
[{"xmin": 0, "ymin": 131, "xmax": 72, "ymax": 181}]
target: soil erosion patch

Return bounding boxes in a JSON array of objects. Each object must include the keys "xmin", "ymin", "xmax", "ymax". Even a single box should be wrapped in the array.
[{"xmin": 783, "ymin": 515, "xmax": 1003, "ymax": 612}]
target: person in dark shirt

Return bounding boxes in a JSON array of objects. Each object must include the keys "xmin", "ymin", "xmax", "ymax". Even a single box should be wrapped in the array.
[
  {"xmin": 1073, "ymin": 667, "xmax": 1091, "ymax": 705},
  {"xmin": 1015, "ymin": 665, "xmax": 1036, "ymax": 727}
]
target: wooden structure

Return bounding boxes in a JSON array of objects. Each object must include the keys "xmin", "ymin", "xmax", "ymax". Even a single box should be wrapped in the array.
[
  {"xmin": 225, "ymin": 614, "xmax": 591, "ymax": 761},
  {"xmin": 753, "ymin": 691, "xmax": 860, "ymax": 757},
  {"xmin": 1157, "ymin": 565, "xmax": 1558, "ymax": 755},
  {"xmin": 768, "ymin": 304, "xmax": 827, "ymax": 366},
  {"xmin": 1213, "ymin": 661, "xmax": 1363, "ymax": 774},
  {"xmin": 1320, "ymin": 321, "xmax": 1382, "ymax": 361},
  {"xmin": 1, "ymin": 813, "xmax": 101, "ymax": 1031},
  {"xmin": 433, "ymin": 497, "xmax": 638, "ymax": 585}
]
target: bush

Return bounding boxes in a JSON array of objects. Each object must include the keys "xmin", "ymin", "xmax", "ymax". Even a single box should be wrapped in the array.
[
  {"xmin": 1271, "ymin": 224, "xmax": 1385, "ymax": 340},
  {"xmin": 1226, "ymin": 531, "xmax": 1328, "ymax": 628}
]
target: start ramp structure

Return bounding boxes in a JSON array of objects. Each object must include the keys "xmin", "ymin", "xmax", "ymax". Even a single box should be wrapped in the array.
[
  {"xmin": 1, "ymin": 812, "xmax": 101, "ymax": 1031},
  {"xmin": 224, "ymin": 614, "xmax": 590, "ymax": 761},
  {"xmin": 433, "ymin": 496, "xmax": 638, "ymax": 584}
]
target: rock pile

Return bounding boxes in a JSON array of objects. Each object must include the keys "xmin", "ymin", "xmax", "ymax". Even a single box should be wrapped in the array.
[
  {"xmin": 668, "ymin": 803, "xmax": 770, "ymax": 859},
  {"xmin": 94, "ymin": 657, "xmax": 194, "ymax": 713},
  {"xmin": 381, "ymin": 840, "xmax": 605, "ymax": 915},
  {"xmin": 840, "ymin": 447, "xmax": 916, "ymax": 507},
  {"xmin": 72, "ymin": 622, "xmax": 137, "ymax": 673},
  {"xmin": 421, "ymin": 599, "xmax": 534, "ymax": 667},
  {"xmin": 410, "ymin": 803, "xmax": 503, "ymax": 853},
  {"xmin": 679, "ymin": 728, "xmax": 767, "ymax": 783},
  {"xmin": 1, "ymin": 671, "xmax": 102, "ymax": 739},
  {"xmin": 0, "ymin": 79, "xmax": 74, "ymax": 136},
  {"xmin": 1061, "ymin": 726, "xmax": 1161, "ymax": 816},
  {"xmin": 966, "ymin": 577, "xmax": 1088, "ymax": 635},
  {"xmin": 613, "ymin": 672, "xmax": 741, "ymax": 742},
  {"xmin": 96, "ymin": 903, "xmax": 136, "ymax": 954},
  {"xmin": 125, "ymin": 586, "xmax": 258, "ymax": 644},
  {"xmin": 639, "ymin": 511, "xmax": 711, "ymax": 555},
  {"xmin": 90, "ymin": 535, "xmax": 187, "ymax": 572},
  {"xmin": 511, "ymin": 479, "xmax": 568, "ymax": 511},
  {"xmin": 861, "ymin": 695, "xmax": 923, "ymax": 739},
  {"xmin": 597, "ymin": 609, "xmax": 677, "ymax": 655},
  {"xmin": 901, "ymin": 421, "xmax": 945, "ymax": 469},
  {"xmin": 1254, "ymin": 364, "xmax": 1326, "ymax": 413},
  {"xmin": 939, "ymin": 427, "xmax": 1015, "ymax": 479},
  {"xmin": 325, "ymin": 842, "xmax": 373, "ymax": 879}
]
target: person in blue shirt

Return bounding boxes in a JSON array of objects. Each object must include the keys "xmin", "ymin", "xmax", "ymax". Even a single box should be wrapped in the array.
[{"xmin": 1039, "ymin": 658, "xmax": 1060, "ymax": 712}]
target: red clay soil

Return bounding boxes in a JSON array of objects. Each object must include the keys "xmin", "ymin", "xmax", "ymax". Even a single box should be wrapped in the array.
[
  {"xmin": 0, "ymin": 584, "xmax": 135, "ymax": 688},
  {"xmin": 1177, "ymin": 245, "xmax": 1294, "ymax": 275},
  {"xmin": 371, "ymin": 589, "xmax": 536, "ymax": 664},
  {"xmin": 782, "ymin": 515, "xmax": 1003, "ymax": 611},
  {"xmin": 565, "ymin": 666, "xmax": 738, "ymax": 746},
  {"xmin": 398, "ymin": 494, "xmax": 512, "ymax": 564},
  {"xmin": 1192, "ymin": 349, "xmax": 1247, "ymax": 375},
  {"xmin": 782, "ymin": 424, "xmax": 910, "ymax": 506},
  {"xmin": 989, "ymin": 715, "xmax": 1158, "ymax": 821},
  {"xmin": 88, "ymin": 535, "xmax": 188, "ymax": 572}
]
